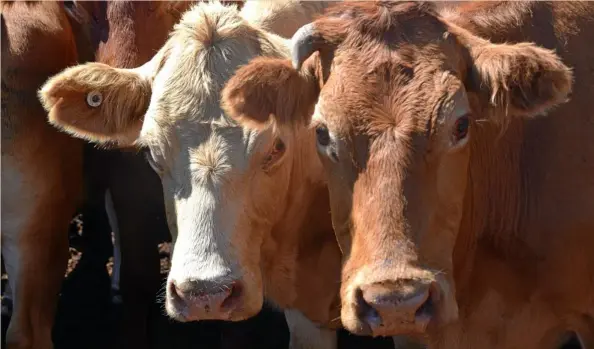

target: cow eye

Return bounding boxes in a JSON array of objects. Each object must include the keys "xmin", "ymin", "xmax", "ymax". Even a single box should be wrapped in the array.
[
  {"xmin": 452, "ymin": 114, "xmax": 470, "ymax": 143},
  {"xmin": 262, "ymin": 138, "xmax": 285, "ymax": 171},
  {"xmin": 86, "ymin": 90, "xmax": 103, "ymax": 108},
  {"xmin": 316, "ymin": 125, "xmax": 331, "ymax": 147}
]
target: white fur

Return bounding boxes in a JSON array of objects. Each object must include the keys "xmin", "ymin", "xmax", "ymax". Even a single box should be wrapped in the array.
[
  {"xmin": 167, "ymin": 184, "xmax": 237, "ymax": 286},
  {"xmin": 285, "ymin": 309, "xmax": 337, "ymax": 349}
]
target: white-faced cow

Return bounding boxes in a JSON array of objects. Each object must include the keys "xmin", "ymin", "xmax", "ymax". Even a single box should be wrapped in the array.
[
  {"xmin": 1, "ymin": 1, "xmax": 226, "ymax": 349},
  {"xmin": 38, "ymin": 1, "xmax": 348, "ymax": 349}
]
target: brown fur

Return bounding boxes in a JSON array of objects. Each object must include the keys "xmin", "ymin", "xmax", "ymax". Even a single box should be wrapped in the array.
[
  {"xmin": 2, "ymin": 2, "xmax": 199, "ymax": 349},
  {"xmin": 221, "ymin": 1, "xmax": 594, "ymax": 348},
  {"xmin": 1, "ymin": 2, "xmax": 90, "ymax": 349},
  {"xmin": 221, "ymin": 51, "xmax": 344, "ymax": 330},
  {"xmin": 221, "ymin": 57, "xmax": 321, "ymax": 128},
  {"xmin": 40, "ymin": 62, "xmax": 153, "ymax": 145},
  {"xmin": 85, "ymin": 1, "xmax": 195, "ymax": 68}
]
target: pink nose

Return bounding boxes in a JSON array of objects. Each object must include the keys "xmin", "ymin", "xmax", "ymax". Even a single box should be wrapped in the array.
[
  {"xmin": 355, "ymin": 282, "xmax": 435, "ymax": 335},
  {"xmin": 167, "ymin": 278, "xmax": 243, "ymax": 321}
]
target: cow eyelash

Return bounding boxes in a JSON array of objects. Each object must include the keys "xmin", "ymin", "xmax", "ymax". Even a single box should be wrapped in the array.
[
  {"xmin": 314, "ymin": 124, "xmax": 340, "ymax": 163},
  {"xmin": 451, "ymin": 114, "xmax": 471, "ymax": 147},
  {"xmin": 316, "ymin": 125, "xmax": 331, "ymax": 147}
]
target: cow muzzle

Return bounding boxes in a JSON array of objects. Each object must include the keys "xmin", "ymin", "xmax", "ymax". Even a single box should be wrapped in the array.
[
  {"xmin": 343, "ymin": 277, "xmax": 456, "ymax": 337},
  {"xmin": 166, "ymin": 277, "xmax": 244, "ymax": 321}
]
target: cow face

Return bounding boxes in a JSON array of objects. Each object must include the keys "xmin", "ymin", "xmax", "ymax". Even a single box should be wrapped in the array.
[
  {"xmin": 38, "ymin": 2, "xmax": 314, "ymax": 323},
  {"xmin": 221, "ymin": 2, "xmax": 573, "ymax": 338}
]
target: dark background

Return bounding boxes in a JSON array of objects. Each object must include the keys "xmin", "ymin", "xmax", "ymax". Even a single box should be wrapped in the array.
[{"xmin": 0, "ymin": 204, "xmax": 394, "ymax": 349}]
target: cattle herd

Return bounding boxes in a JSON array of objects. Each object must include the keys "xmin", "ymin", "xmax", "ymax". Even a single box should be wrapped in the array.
[{"xmin": 2, "ymin": 1, "xmax": 594, "ymax": 349}]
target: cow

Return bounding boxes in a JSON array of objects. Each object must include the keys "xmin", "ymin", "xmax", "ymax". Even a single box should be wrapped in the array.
[
  {"xmin": 37, "ymin": 1, "xmax": 350, "ymax": 349},
  {"xmin": 219, "ymin": 1, "xmax": 594, "ymax": 348},
  {"xmin": 2, "ymin": 1, "xmax": 203, "ymax": 348},
  {"xmin": 1, "ymin": 2, "xmax": 93, "ymax": 348}
]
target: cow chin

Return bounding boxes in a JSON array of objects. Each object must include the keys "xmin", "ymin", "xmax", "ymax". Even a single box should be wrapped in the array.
[{"xmin": 339, "ymin": 268, "xmax": 459, "ymax": 338}]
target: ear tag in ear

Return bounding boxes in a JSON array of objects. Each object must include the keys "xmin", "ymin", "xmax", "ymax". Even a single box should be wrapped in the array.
[{"xmin": 86, "ymin": 90, "xmax": 103, "ymax": 108}]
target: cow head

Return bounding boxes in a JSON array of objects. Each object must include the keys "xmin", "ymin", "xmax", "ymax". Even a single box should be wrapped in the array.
[
  {"xmin": 221, "ymin": 1, "xmax": 573, "ymax": 338},
  {"xmin": 38, "ymin": 2, "xmax": 326, "ymax": 323}
]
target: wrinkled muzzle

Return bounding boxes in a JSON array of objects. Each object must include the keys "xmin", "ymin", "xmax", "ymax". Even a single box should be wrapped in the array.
[
  {"xmin": 165, "ymin": 233, "xmax": 264, "ymax": 322},
  {"xmin": 340, "ymin": 262, "xmax": 459, "ymax": 337}
]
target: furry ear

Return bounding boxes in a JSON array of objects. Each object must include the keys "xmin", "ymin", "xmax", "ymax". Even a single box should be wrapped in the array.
[
  {"xmin": 467, "ymin": 41, "xmax": 573, "ymax": 122},
  {"xmin": 221, "ymin": 56, "xmax": 320, "ymax": 130},
  {"xmin": 39, "ymin": 62, "xmax": 152, "ymax": 145}
]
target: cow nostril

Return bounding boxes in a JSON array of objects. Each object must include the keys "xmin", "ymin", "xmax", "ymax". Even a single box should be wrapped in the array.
[
  {"xmin": 354, "ymin": 287, "xmax": 371, "ymax": 317},
  {"xmin": 168, "ymin": 281, "xmax": 182, "ymax": 300},
  {"xmin": 168, "ymin": 278, "xmax": 244, "ymax": 313},
  {"xmin": 354, "ymin": 288, "xmax": 378, "ymax": 335},
  {"xmin": 167, "ymin": 281, "xmax": 189, "ymax": 315},
  {"xmin": 414, "ymin": 294, "xmax": 434, "ymax": 319},
  {"xmin": 356, "ymin": 281, "xmax": 437, "ymax": 335},
  {"xmin": 221, "ymin": 281, "xmax": 243, "ymax": 310}
]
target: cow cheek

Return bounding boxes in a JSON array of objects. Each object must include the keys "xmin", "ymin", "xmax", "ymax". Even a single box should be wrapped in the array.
[{"xmin": 434, "ymin": 149, "xmax": 471, "ymax": 248}]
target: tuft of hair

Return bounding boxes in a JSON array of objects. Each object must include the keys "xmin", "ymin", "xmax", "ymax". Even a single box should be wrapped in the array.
[
  {"xmin": 173, "ymin": 0, "xmax": 252, "ymax": 50},
  {"xmin": 39, "ymin": 62, "xmax": 151, "ymax": 145},
  {"xmin": 312, "ymin": 1, "xmax": 439, "ymax": 43},
  {"xmin": 469, "ymin": 41, "xmax": 573, "ymax": 125},
  {"xmin": 221, "ymin": 57, "xmax": 320, "ymax": 130}
]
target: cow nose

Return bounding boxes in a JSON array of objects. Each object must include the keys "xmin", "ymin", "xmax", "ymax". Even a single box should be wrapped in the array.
[
  {"xmin": 355, "ymin": 282, "xmax": 435, "ymax": 335},
  {"xmin": 167, "ymin": 278, "xmax": 243, "ymax": 321}
]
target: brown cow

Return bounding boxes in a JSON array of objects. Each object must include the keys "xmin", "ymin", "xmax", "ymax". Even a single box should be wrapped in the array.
[
  {"xmin": 38, "ymin": 1, "xmax": 348, "ymax": 349},
  {"xmin": 1, "ymin": 2, "xmax": 93, "ymax": 348},
  {"xmin": 220, "ymin": 1, "xmax": 594, "ymax": 348},
  {"xmin": 2, "ymin": 2, "xmax": 200, "ymax": 348}
]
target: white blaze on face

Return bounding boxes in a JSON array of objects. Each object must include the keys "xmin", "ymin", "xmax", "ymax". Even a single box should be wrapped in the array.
[
  {"xmin": 168, "ymin": 183, "xmax": 238, "ymax": 284},
  {"xmin": 147, "ymin": 115, "xmax": 260, "ymax": 292},
  {"xmin": 159, "ymin": 127, "xmax": 253, "ymax": 286}
]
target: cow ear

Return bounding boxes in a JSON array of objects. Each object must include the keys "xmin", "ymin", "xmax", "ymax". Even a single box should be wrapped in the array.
[
  {"xmin": 467, "ymin": 41, "xmax": 573, "ymax": 123},
  {"xmin": 39, "ymin": 62, "xmax": 152, "ymax": 146},
  {"xmin": 221, "ymin": 56, "xmax": 320, "ymax": 130}
]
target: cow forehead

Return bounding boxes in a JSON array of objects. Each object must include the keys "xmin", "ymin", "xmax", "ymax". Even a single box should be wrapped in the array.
[
  {"xmin": 315, "ymin": 1, "xmax": 463, "ymax": 122},
  {"xmin": 139, "ymin": 7, "xmax": 265, "ymax": 155},
  {"xmin": 150, "ymin": 120, "xmax": 261, "ymax": 187},
  {"xmin": 138, "ymin": 45, "xmax": 260, "ymax": 176},
  {"xmin": 140, "ymin": 36, "xmax": 242, "ymax": 144},
  {"xmin": 154, "ymin": 44, "xmax": 226, "ymax": 123},
  {"xmin": 317, "ymin": 52, "xmax": 458, "ymax": 138}
]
